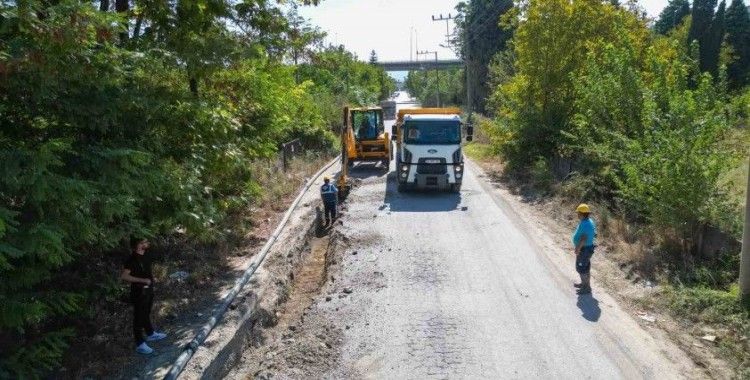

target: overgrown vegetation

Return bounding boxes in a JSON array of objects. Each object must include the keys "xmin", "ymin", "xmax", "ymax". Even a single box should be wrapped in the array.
[
  {"xmin": 486, "ymin": 0, "xmax": 748, "ymax": 253},
  {"xmin": 404, "ymin": 68, "xmax": 465, "ymax": 107},
  {"xmin": 461, "ymin": 0, "xmax": 750, "ymax": 373},
  {"xmin": 0, "ymin": 0, "xmax": 394, "ymax": 377},
  {"xmin": 454, "ymin": 0, "xmax": 514, "ymax": 113}
]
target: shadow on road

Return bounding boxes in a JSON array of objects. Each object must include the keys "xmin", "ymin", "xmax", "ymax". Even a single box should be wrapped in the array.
[
  {"xmin": 347, "ymin": 162, "xmax": 389, "ymax": 180},
  {"xmin": 576, "ymin": 294, "xmax": 601, "ymax": 322},
  {"xmin": 384, "ymin": 171, "xmax": 462, "ymax": 212}
]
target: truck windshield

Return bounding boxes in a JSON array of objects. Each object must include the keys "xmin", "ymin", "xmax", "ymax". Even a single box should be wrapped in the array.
[{"xmin": 403, "ymin": 120, "xmax": 461, "ymax": 145}]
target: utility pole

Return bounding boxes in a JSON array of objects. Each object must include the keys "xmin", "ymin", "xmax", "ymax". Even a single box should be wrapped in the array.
[
  {"xmin": 465, "ymin": 53, "xmax": 472, "ymax": 114},
  {"xmin": 431, "ymin": 13, "xmax": 455, "ymax": 44},
  {"xmin": 432, "ymin": 13, "xmax": 456, "ymax": 108},
  {"xmin": 740, "ymin": 158, "xmax": 750, "ymax": 303},
  {"xmin": 409, "ymin": 26, "xmax": 414, "ymax": 62},
  {"xmin": 415, "ymin": 31, "xmax": 419, "ymax": 61},
  {"xmin": 418, "ymin": 50, "xmax": 439, "ymax": 107}
]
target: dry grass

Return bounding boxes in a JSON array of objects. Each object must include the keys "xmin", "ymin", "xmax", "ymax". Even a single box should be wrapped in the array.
[
  {"xmin": 467, "ymin": 142, "xmax": 750, "ymax": 376},
  {"xmin": 252, "ymin": 153, "xmax": 333, "ymax": 211}
]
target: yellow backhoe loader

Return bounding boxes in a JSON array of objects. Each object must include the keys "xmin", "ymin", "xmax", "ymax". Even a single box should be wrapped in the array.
[{"xmin": 337, "ymin": 106, "xmax": 391, "ymax": 198}]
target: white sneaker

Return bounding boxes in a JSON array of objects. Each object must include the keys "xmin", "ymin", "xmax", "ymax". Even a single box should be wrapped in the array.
[
  {"xmin": 145, "ymin": 331, "xmax": 167, "ymax": 342},
  {"xmin": 136, "ymin": 342, "xmax": 154, "ymax": 355}
]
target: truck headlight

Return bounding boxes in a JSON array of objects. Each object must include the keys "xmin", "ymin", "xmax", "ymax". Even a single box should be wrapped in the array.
[
  {"xmin": 401, "ymin": 172, "xmax": 408, "ymax": 178},
  {"xmin": 456, "ymin": 173, "xmax": 462, "ymax": 179},
  {"xmin": 401, "ymin": 165, "xmax": 409, "ymax": 172},
  {"xmin": 454, "ymin": 165, "xmax": 462, "ymax": 172}
]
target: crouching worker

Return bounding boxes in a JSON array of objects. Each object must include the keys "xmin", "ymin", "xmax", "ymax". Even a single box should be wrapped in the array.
[
  {"xmin": 572, "ymin": 204, "xmax": 597, "ymax": 295},
  {"xmin": 320, "ymin": 176, "xmax": 338, "ymax": 225},
  {"xmin": 121, "ymin": 237, "xmax": 167, "ymax": 354}
]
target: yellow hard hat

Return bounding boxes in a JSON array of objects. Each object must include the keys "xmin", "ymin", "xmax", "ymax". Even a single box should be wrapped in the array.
[
  {"xmin": 576, "ymin": 203, "xmax": 591, "ymax": 213},
  {"xmin": 323, "ymin": 175, "xmax": 331, "ymax": 181}
]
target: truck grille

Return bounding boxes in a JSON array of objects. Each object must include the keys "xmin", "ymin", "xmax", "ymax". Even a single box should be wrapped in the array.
[{"xmin": 416, "ymin": 158, "xmax": 447, "ymax": 175}]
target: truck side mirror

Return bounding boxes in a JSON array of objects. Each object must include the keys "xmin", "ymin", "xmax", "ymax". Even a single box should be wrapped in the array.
[
  {"xmin": 466, "ymin": 135, "xmax": 473, "ymax": 142},
  {"xmin": 391, "ymin": 125, "xmax": 397, "ymax": 136},
  {"xmin": 466, "ymin": 125, "xmax": 474, "ymax": 142}
]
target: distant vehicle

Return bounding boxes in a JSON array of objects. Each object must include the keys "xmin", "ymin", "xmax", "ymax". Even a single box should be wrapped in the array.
[
  {"xmin": 391, "ymin": 108, "xmax": 473, "ymax": 192},
  {"xmin": 380, "ymin": 100, "xmax": 397, "ymax": 120}
]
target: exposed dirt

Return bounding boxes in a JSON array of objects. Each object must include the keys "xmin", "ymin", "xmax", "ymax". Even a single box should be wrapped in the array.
[
  {"xmin": 468, "ymin": 157, "xmax": 734, "ymax": 379},
  {"xmin": 227, "ymin": 229, "xmax": 348, "ymax": 379},
  {"xmin": 225, "ymin": 157, "xmax": 708, "ymax": 379}
]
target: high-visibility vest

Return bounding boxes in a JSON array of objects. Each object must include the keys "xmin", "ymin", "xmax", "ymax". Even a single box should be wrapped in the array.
[
  {"xmin": 321, "ymin": 184, "xmax": 337, "ymax": 194},
  {"xmin": 321, "ymin": 184, "xmax": 337, "ymax": 202}
]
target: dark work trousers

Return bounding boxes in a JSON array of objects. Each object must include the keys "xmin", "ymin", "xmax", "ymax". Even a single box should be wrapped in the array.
[
  {"xmin": 324, "ymin": 201, "xmax": 337, "ymax": 223},
  {"xmin": 131, "ymin": 288, "xmax": 155, "ymax": 345}
]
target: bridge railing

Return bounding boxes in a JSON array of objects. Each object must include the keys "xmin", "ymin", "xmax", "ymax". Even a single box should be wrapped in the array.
[{"xmin": 374, "ymin": 59, "xmax": 464, "ymax": 71}]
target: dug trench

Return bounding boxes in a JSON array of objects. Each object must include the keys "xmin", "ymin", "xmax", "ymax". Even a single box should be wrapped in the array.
[
  {"xmin": 150, "ymin": 163, "xmax": 350, "ymax": 380},
  {"xmin": 225, "ymin": 217, "xmax": 353, "ymax": 379}
]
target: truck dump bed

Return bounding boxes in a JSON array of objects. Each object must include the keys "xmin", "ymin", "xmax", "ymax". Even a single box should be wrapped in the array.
[{"xmin": 396, "ymin": 107, "xmax": 461, "ymax": 123}]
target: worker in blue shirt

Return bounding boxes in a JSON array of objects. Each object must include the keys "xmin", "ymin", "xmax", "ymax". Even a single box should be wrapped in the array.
[
  {"xmin": 572, "ymin": 203, "xmax": 596, "ymax": 294},
  {"xmin": 320, "ymin": 176, "xmax": 338, "ymax": 225}
]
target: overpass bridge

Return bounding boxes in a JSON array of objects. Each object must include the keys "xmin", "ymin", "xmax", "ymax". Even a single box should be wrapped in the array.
[{"xmin": 375, "ymin": 59, "xmax": 463, "ymax": 71}]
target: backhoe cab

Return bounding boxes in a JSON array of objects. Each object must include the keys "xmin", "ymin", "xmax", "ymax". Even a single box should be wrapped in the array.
[
  {"xmin": 336, "ymin": 106, "xmax": 391, "ymax": 200},
  {"xmin": 342, "ymin": 106, "xmax": 391, "ymax": 169}
]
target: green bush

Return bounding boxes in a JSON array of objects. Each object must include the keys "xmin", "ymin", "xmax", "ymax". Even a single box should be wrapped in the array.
[
  {"xmin": 404, "ymin": 68, "xmax": 465, "ymax": 108},
  {"xmin": 530, "ymin": 157, "xmax": 554, "ymax": 193},
  {"xmin": 571, "ymin": 38, "xmax": 737, "ymax": 246},
  {"xmin": 667, "ymin": 285, "xmax": 747, "ymax": 324},
  {"xmin": 0, "ymin": 1, "xmax": 387, "ymax": 376}
]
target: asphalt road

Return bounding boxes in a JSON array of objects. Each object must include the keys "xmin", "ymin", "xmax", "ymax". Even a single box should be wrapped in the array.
[
  {"xmin": 322, "ymin": 158, "xmax": 699, "ymax": 379},
  {"xmin": 226, "ymin": 94, "xmax": 700, "ymax": 379}
]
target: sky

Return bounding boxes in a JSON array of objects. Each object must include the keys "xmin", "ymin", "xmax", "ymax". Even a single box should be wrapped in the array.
[{"xmin": 299, "ymin": 0, "xmax": 670, "ymax": 63}]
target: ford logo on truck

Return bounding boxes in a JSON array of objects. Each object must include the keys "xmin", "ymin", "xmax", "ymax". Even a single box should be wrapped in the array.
[{"xmin": 427, "ymin": 149, "xmax": 437, "ymax": 153}]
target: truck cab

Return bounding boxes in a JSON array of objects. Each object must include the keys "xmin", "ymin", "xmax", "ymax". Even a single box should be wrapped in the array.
[{"xmin": 392, "ymin": 108, "xmax": 472, "ymax": 192}]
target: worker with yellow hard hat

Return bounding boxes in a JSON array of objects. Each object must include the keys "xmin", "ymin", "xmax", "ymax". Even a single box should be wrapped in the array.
[
  {"xmin": 572, "ymin": 203, "xmax": 596, "ymax": 294},
  {"xmin": 320, "ymin": 175, "xmax": 338, "ymax": 226}
]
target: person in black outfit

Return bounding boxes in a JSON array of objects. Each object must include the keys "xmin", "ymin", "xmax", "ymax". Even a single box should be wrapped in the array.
[{"xmin": 121, "ymin": 237, "xmax": 167, "ymax": 354}]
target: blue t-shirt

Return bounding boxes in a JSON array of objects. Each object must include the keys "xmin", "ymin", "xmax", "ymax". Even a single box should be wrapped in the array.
[{"xmin": 572, "ymin": 218, "xmax": 596, "ymax": 247}]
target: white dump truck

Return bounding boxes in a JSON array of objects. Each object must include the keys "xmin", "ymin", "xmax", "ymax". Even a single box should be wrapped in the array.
[{"xmin": 391, "ymin": 108, "xmax": 473, "ymax": 192}]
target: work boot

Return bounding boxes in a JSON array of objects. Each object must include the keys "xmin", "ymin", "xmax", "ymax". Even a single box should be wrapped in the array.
[
  {"xmin": 573, "ymin": 283, "xmax": 583, "ymax": 288},
  {"xmin": 136, "ymin": 342, "xmax": 154, "ymax": 355},
  {"xmin": 576, "ymin": 286, "xmax": 592, "ymax": 295},
  {"xmin": 146, "ymin": 331, "xmax": 167, "ymax": 342}
]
